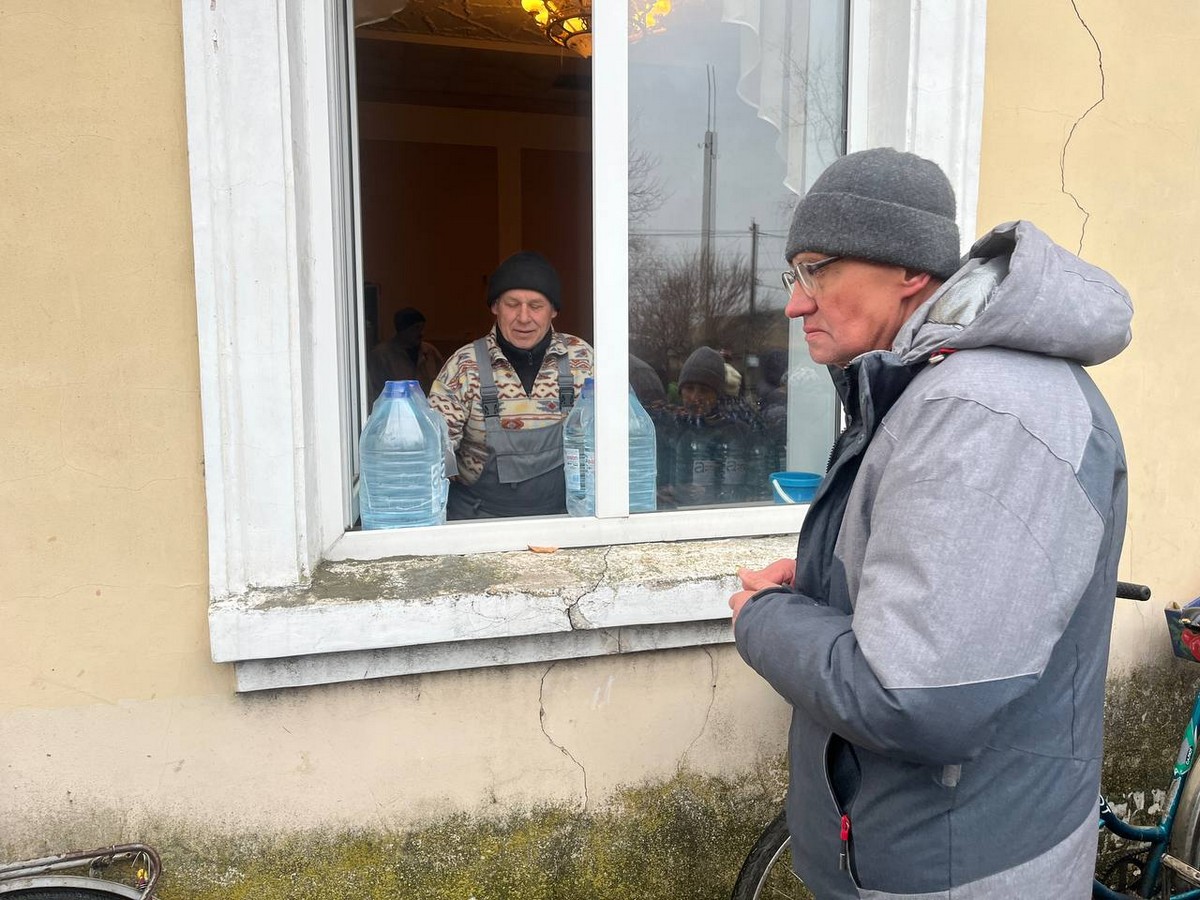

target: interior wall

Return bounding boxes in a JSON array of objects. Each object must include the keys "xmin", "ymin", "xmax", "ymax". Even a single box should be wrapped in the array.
[
  {"xmin": 977, "ymin": 0, "xmax": 1200, "ymax": 667},
  {"xmin": 520, "ymin": 147, "xmax": 594, "ymax": 340},
  {"xmin": 357, "ymin": 101, "xmax": 593, "ymax": 356},
  {"xmin": 359, "ymin": 139, "xmax": 501, "ymax": 355}
]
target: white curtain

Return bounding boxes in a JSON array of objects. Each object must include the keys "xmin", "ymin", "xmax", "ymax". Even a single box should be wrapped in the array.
[
  {"xmin": 354, "ymin": 0, "xmax": 410, "ymax": 27},
  {"xmin": 721, "ymin": 0, "xmax": 846, "ymax": 196}
]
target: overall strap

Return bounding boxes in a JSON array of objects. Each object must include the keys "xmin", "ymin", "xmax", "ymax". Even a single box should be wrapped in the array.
[
  {"xmin": 557, "ymin": 350, "xmax": 575, "ymax": 411},
  {"xmin": 473, "ymin": 339, "xmax": 501, "ymax": 420}
]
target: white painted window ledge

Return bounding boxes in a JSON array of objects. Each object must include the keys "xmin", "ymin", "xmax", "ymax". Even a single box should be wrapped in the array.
[{"xmin": 210, "ymin": 534, "xmax": 798, "ymax": 692}]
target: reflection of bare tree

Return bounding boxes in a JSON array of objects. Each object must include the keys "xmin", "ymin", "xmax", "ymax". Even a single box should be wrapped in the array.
[
  {"xmin": 630, "ymin": 249, "xmax": 753, "ymax": 380},
  {"xmin": 788, "ymin": 53, "xmax": 846, "ymax": 161},
  {"xmin": 629, "ymin": 144, "xmax": 667, "ymax": 226}
]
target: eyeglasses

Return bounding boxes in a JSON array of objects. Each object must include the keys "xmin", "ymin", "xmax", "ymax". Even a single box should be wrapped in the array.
[{"xmin": 781, "ymin": 256, "xmax": 841, "ymax": 298}]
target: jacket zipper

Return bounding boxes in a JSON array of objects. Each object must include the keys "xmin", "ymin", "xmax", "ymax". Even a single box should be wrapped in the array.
[{"xmin": 822, "ymin": 734, "xmax": 861, "ymax": 886}]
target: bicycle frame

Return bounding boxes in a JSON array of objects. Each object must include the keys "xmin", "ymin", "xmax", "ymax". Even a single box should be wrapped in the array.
[
  {"xmin": 0, "ymin": 843, "xmax": 160, "ymax": 898},
  {"xmin": 1094, "ymin": 687, "xmax": 1200, "ymax": 899}
]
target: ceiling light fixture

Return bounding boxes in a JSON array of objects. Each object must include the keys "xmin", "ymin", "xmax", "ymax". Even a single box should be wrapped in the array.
[{"xmin": 519, "ymin": 0, "xmax": 672, "ymax": 59}]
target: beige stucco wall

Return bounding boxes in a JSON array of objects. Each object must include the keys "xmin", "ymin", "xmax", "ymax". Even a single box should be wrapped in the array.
[
  {"xmin": 0, "ymin": 2, "xmax": 789, "ymax": 852},
  {"xmin": 976, "ymin": 0, "xmax": 1200, "ymax": 667},
  {"xmin": 6, "ymin": 0, "xmax": 1198, "ymax": 854}
]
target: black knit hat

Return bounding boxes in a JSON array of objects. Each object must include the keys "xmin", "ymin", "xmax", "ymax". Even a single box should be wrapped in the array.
[
  {"xmin": 486, "ymin": 251, "xmax": 562, "ymax": 310},
  {"xmin": 393, "ymin": 307, "xmax": 425, "ymax": 332},
  {"xmin": 785, "ymin": 148, "xmax": 961, "ymax": 281},
  {"xmin": 678, "ymin": 347, "xmax": 726, "ymax": 394}
]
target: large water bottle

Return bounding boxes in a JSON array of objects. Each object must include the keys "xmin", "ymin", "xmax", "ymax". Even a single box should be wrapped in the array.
[
  {"xmin": 673, "ymin": 415, "xmax": 720, "ymax": 506},
  {"xmin": 404, "ymin": 380, "xmax": 458, "ymax": 479},
  {"xmin": 714, "ymin": 418, "xmax": 749, "ymax": 503},
  {"xmin": 563, "ymin": 377, "xmax": 596, "ymax": 516},
  {"xmin": 744, "ymin": 417, "xmax": 773, "ymax": 502},
  {"xmin": 564, "ymin": 379, "xmax": 661, "ymax": 516},
  {"xmin": 628, "ymin": 387, "xmax": 657, "ymax": 513},
  {"xmin": 359, "ymin": 380, "xmax": 447, "ymax": 529}
]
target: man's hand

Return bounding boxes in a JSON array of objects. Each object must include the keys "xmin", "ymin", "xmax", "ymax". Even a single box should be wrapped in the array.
[
  {"xmin": 729, "ymin": 558, "xmax": 796, "ymax": 626},
  {"xmin": 738, "ymin": 558, "xmax": 795, "ymax": 591},
  {"xmin": 729, "ymin": 589, "xmax": 756, "ymax": 624}
]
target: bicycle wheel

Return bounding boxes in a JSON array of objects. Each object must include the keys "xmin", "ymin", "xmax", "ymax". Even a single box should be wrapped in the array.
[
  {"xmin": 2, "ymin": 891, "xmax": 131, "ymax": 899},
  {"xmin": 731, "ymin": 811, "xmax": 816, "ymax": 900},
  {"xmin": 0, "ymin": 876, "xmax": 142, "ymax": 899},
  {"xmin": 1168, "ymin": 768, "xmax": 1200, "ymax": 893}
]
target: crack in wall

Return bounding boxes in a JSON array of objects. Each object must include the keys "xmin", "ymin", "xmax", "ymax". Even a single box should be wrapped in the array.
[
  {"xmin": 565, "ymin": 546, "xmax": 616, "ymax": 630},
  {"xmin": 1060, "ymin": 0, "xmax": 1106, "ymax": 256},
  {"xmin": 538, "ymin": 661, "xmax": 590, "ymax": 810},
  {"xmin": 680, "ymin": 646, "xmax": 718, "ymax": 767}
]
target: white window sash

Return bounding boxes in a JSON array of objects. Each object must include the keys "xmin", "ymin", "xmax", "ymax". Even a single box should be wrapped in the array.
[
  {"xmin": 182, "ymin": 0, "xmax": 986, "ymax": 594},
  {"xmin": 592, "ymin": 0, "xmax": 632, "ymax": 519}
]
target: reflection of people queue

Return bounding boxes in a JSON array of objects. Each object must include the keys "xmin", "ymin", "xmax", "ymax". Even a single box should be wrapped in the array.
[{"xmin": 429, "ymin": 252, "xmax": 594, "ymax": 519}]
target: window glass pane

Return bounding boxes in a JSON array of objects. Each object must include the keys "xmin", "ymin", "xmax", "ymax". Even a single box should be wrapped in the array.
[
  {"xmin": 352, "ymin": 2, "xmax": 594, "ymax": 527},
  {"xmin": 628, "ymin": 0, "xmax": 848, "ymax": 510}
]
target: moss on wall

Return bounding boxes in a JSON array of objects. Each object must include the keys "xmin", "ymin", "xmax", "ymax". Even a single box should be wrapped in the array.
[
  {"xmin": 1097, "ymin": 660, "xmax": 1200, "ymax": 886},
  {"xmin": 151, "ymin": 765, "xmax": 786, "ymax": 900},
  {"xmin": 1103, "ymin": 661, "xmax": 1200, "ymax": 810}
]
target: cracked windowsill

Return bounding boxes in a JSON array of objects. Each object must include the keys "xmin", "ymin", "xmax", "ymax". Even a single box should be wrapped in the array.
[{"xmin": 210, "ymin": 534, "xmax": 797, "ymax": 692}]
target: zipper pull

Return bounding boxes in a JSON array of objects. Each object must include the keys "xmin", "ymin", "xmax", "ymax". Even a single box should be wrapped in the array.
[{"xmin": 838, "ymin": 814, "xmax": 851, "ymax": 871}]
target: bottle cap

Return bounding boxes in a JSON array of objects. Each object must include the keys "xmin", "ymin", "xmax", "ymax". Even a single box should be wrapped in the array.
[{"xmin": 381, "ymin": 380, "xmax": 414, "ymax": 398}]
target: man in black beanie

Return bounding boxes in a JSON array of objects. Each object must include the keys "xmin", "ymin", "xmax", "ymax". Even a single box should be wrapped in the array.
[
  {"xmin": 429, "ymin": 251, "xmax": 593, "ymax": 519},
  {"xmin": 729, "ymin": 147, "xmax": 1131, "ymax": 898}
]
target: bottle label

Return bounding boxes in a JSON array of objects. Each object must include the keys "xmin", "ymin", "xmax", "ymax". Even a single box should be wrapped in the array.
[
  {"xmin": 692, "ymin": 459, "xmax": 718, "ymax": 485},
  {"xmin": 564, "ymin": 447, "xmax": 582, "ymax": 490},
  {"xmin": 723, "ymin": 458, "xmax": 746, "ymax": 485}
]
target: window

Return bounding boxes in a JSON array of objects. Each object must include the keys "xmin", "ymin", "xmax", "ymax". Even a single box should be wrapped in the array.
[
  {"xmin": 340, "ymin": 0, "xmax": 847, "ymax": 554},
  {"xmin": 182, "ymin": 0, "xmax": 986, "ymax": 597}
]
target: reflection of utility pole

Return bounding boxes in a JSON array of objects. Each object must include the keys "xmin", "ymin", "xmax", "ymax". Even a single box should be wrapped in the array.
[
  {"xmin": 700, "ymin": 64, "xmax": 717, "ymax": 323},
  {"xmin": 746, "ymin": 219, "xmax": 759, "ymax": 391}
]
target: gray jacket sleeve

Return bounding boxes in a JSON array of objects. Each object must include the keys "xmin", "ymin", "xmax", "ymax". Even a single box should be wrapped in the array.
[{"xmin": 734, "ymin": 392, "xmax": 1110, "ymax": 766}]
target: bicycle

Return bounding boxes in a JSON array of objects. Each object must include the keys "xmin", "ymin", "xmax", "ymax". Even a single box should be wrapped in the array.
[
  {"xmin": 0, "ymin": 844, "xmax": 160, "ymax": 899},
  {"xmin": 731, "ymin": 581, "xmax": 1200, "ymax": 900}
]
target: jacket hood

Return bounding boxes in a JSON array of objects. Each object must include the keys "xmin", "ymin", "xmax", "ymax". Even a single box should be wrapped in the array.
[{"xmin": 894, "ymin": 220, "xmax": 1133, "ymax": 366}]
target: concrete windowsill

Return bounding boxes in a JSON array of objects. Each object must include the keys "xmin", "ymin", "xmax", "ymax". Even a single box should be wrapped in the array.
[{"xmin": 209, "ymin": 534, "xmax": 798, "ymax": 691}]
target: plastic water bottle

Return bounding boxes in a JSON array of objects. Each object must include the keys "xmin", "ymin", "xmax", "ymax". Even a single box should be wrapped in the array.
[
  {"xmin": 652, "ymin": 407, "xmax": 678, "ymax": 493},
  {"xmin": 744, "ymin": 417, "xmax": 773, "ymax": 502},
  {"xmin": 359, "ymin": 380, "xmax": 447, "ymax": 529},
  {"xmin": 563, "ymin": 378, "xmax": 596, "ymax": 516},
  {"xmin": 564, "ymin": 379, "xmax": 660, "ymax": 516},
  {"xmin": 628, "ymin": 387, "xmax": 657, "ymax": 513},
  {"xmin": 674, "ymin": 415, "xmax": 720, "ymax": 506},
  {"xmin": 714, "ymin": 419, "xmax": 749, "ymax": 503},
  {"xmin": 404, "ymin": 380, "xmax": 458, "ymax": 479}
]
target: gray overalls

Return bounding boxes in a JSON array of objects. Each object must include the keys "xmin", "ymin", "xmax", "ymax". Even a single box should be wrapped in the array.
[{"xmin": 446, "ymin": 338, "xmax": 575, "ymax": 519}]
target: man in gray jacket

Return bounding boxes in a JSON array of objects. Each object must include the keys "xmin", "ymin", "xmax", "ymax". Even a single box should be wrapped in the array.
[{"xmin": 731, "ymin": 148, "xmax": 1131, "ymax": 898}]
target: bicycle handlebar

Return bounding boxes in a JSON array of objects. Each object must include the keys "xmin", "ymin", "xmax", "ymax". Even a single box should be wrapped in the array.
[{"xmin": 1116, "ymin": 581, "xmax": 1151, "ymax": 601}]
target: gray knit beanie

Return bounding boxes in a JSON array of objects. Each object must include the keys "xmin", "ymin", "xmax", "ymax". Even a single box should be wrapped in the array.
[
  {"xmin": 785, "ymin": 148, "xmax": 961, "ymax": 281},
  {"xmin": 678, "ymin": 347, "xmax": 726, "ymax": 394},
  {"xmin": 487, "ymin": 251, "xmax": 562, "ymax": 310}
]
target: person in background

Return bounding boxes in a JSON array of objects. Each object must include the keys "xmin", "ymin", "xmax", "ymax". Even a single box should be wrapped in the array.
[
  {"xmin": 730, "ymin": 148, "xmax": 1130, "ymax": 898},
  {"xmin": 671, "ymin": 345, "xmax": 752, "ymax": 506},
  {"xmin": 366, "ymin": 306, "xmax": 444, "ymax": 403},
  {"xmin": 720, "ymin": 348, "xmax": 743, "ymax": 397},
  {"xmin": 677, "ymin": 346, "xmax": 726, "ymax": 416},
  {"xmin": 429, "ymin": 251, "xmax": 593, "ymax": 519},
  {"xmin": 756, "ymin": 348, "xmax": 788, "ymax": 428},
  {"xmin": 629, "ymin": 354, "xmax": 667, "ymax": 409}
]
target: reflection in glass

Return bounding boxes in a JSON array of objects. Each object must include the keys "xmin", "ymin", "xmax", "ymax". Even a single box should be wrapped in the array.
[{"xmin": 627, "ymin": 0, "xmax": 849, "ymax": 509}]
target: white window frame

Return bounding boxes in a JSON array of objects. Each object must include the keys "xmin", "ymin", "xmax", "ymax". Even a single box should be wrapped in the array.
[{"xmin": 182, "ymin": 0, "xmax": 986, "ymax": 597}]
